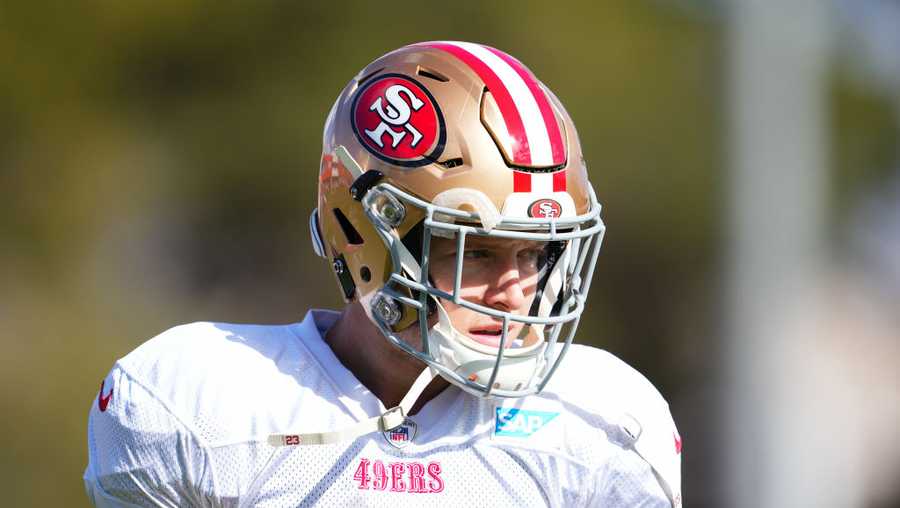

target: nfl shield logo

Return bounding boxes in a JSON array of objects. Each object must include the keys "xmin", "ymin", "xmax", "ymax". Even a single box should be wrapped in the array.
[{"xmin": 383, "ymin": 418, "xmax": 417, "ymax": 449}]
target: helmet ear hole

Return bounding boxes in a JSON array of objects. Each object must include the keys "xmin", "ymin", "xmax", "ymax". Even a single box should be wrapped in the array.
[{"xmin": 360, "ymin": 266, "xmax": 372, "ymax": 282}]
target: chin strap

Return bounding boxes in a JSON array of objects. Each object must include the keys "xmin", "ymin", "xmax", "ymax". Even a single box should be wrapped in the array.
[{"xmin": 268, "ymin": 366, "xmax": 437, "ymax": 447}]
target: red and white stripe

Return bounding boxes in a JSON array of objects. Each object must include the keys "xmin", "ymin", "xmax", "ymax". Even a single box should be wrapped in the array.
[
  {"xmin": 419, "ymin": 41, "xmax": 566, "ymax": 169},
  {"xmin": 512, "ymin": 170, "xmax": 567, "ymax": 193}
]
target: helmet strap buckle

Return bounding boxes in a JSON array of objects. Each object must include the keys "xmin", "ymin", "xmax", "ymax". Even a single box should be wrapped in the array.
[{"xmin": 379, "ymin": 406, "xmax": 406, "ymax": 431}]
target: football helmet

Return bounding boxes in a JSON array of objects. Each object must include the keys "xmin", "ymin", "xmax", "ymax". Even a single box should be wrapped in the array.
[{"xmin": 311, "ymin": 41, "xmax": 604, "ymax": 399}]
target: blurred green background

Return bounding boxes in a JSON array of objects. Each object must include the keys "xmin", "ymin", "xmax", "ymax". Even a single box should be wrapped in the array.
[{"xmin": 2, "ymin": 1, "xmax": 897, "ymax": 506}]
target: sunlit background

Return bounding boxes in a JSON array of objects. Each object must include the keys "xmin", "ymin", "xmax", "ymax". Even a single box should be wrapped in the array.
[{"xmin": 2, "ymin": 1, "xmax": 898, "ymax": 506}]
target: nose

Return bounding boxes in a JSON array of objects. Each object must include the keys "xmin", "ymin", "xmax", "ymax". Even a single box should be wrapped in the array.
[{"xmin": 482, "ymin": 255, "xmax": 527, "ymax": 312}]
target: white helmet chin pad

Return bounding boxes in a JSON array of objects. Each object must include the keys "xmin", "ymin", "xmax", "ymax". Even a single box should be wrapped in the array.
[{"xmin": 428, "ymin": 302, "xmax": 547, "ymax": 395}]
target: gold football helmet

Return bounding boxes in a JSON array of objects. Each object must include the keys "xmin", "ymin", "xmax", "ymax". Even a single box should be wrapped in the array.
[{"xmin": 311, "ymin": 41, "xmax": 604, "ymax": 398}]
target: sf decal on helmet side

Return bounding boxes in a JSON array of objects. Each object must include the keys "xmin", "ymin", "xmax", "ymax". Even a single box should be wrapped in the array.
[{"xmin": 350, "ymin": 73, "xmax": 446, "ymax": 168}]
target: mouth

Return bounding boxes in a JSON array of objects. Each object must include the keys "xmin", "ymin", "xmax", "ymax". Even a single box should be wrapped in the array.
[{"xmin": 467, "ymin": 325, "xmax": 519, "ymax": 348}]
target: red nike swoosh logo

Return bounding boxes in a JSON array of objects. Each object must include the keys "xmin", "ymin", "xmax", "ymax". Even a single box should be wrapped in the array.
[
  {"xmin": 674, "ymin": 432, "xmax": 683, "ymax": 454},
  {"xmin": 98, "ymin": 380, "xmax": 113, "ymax": 412}
]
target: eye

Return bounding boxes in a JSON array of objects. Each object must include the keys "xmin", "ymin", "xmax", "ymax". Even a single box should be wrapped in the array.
[
  {"xmin": 517, "ymin": 247, "xmax": 548, "ymax": 271},
  {"xmin": 463, "ymin": 249, "xmax": 491, "ymax": 260},
  {"xmin": 518, "ymin": 248, "xmax": 542, "ymax": 261}
]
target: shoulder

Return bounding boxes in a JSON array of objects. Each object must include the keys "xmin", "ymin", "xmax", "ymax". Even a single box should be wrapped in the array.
[
  {"xmin": 543, "ymin": 344, "xmax": 683, "ymax": 506},
  {"xmin": 547, "ymin": 344, "xmax": 669, "ymax": 415},
  {"xmin": 113, "ymin": 319, "xmax": 322, "ymax": 444},
  {"xmin": 118, "ymin": 321, "xmax": 302, "ymax": 378},
  {"xmin": 85, "ymin": 313, "xmax": 339, "ymax": 504},
  {"xmin": 120, "ymin": 320, "xmax": 306, "ymax": 389}
]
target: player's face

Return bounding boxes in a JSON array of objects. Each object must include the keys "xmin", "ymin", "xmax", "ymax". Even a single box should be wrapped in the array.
[{"xmin": 427, "ymin": 235, "xmax": 546, "ymax": 347}]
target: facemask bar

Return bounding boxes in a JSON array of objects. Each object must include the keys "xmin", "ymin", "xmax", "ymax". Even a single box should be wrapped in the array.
[{"xmin": 362, "ymin": 183, "xmax": 605, "ymax": 397}]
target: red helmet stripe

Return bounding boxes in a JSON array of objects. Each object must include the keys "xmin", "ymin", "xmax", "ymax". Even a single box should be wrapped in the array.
[
  {"xmin": 484, "ymin": 47, "xmax": 566, "ymax": 166},
  {"xmin": 420, "ymin": 42, "xmax": 532, "ymax": 165},
  {"xmin": 513, "ymin": 170, "xmax": 532, "ymax": 192},
  {"xmin": 553, "ymin": 169, "xmax": 567, "ymax": 192}
]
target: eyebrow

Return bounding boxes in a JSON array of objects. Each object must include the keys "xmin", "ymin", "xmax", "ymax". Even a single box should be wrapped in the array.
[{"xmin": 465, "ymin": 238, "xmax": 542, "ymax": 249}]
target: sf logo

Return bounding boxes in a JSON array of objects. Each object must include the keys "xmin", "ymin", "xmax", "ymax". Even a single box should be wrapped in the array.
[
  {"xmin": 528, "ymin": 198, "xmax": 563, "ymax": 218},
  {"xmin": 365, "ymin": 85, "xmax": 425, "ymax": 149},
  {"xmin": 537, "ymin": 202, "xmax": 558, "ymax": 217},
  {"xmin": 352, "ymin": 74, "xmax": 444, "ymax": 167}
]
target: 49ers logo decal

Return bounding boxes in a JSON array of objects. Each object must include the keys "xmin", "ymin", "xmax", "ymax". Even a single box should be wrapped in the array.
[
  {"xmin": 527, "ymin": 198, "xmax": 562, "ymax": 218},
  {"xmin": 351, "ymin": 74, "xmax": 445, "ymax": 167}
]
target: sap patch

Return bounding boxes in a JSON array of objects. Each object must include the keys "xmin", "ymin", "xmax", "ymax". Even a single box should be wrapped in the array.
[{"xmin": 494, "ymin": 407, "xmax": 559, "ymax": 438}]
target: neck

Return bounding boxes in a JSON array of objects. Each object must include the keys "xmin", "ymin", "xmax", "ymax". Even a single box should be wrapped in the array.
[{"xmin": 325, "ymin": 301, "xmax": 449, "ymax": 412}]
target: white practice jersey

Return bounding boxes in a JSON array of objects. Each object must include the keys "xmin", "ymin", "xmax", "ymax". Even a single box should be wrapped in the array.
[{"xmin": 85, "ymin": 310, "xmax": 682, "ymax": 507}]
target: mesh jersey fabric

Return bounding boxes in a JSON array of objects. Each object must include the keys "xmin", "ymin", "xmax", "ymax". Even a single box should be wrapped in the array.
[{"xmin": 84, "ymin": 310, "xmax": 681, "ymax": 507}]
